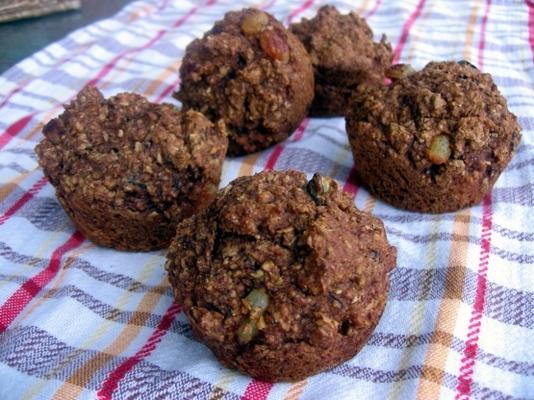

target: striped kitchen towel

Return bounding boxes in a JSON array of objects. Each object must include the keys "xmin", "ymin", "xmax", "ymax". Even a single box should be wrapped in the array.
[{"xmin": 0, "ymin": 0, "xmax": 533, "ymax": 399}]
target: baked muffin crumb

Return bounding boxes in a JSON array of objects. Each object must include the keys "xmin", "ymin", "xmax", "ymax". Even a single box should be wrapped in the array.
[
  {"xmin": 166, "ymin": 170, "xmax": 396, "ymax": 381},
  {"xmin": 175, "ymin": 8, "xmax": 314, "ymax": 155},
  {"xmin": 36, "ymin": 86, "xmax": 228, "ymax": 250},
  {"xmin": 291, "ymin": 5, "xmax": 392, "ymax": 117},
  {"xmin": 346, "ymin": 61, "xmax": 522, "ymax": 213}
]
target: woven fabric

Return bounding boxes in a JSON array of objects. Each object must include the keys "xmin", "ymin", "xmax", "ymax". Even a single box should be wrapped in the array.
[{"xmin": 0, "ymin": 0, "xmax": 533, "ymax": 399}]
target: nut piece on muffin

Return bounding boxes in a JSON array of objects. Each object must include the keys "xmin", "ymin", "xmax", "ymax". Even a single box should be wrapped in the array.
[
  {"xmin": 166, "ymin": 170, "xmax": 396, "ymax": 381},
  {"xmin": 346, "ymin": 61, "xmax": 522, "ymax": 213},
  {"xmin": 290, "ymin": 5, "xmax": 392, "ymax": 118},
  {"xmin": 36, "ymin": 86, "xmax": 228, "ymax": 251},
  {"xmin": 175, "ymin": 8, "xmax": 314, "ymax": 156}
]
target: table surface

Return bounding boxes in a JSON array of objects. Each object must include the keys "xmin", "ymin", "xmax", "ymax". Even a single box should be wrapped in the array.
[{"xmin": 0, "ymin": 0, "xmax": 133, "ymax": 74}]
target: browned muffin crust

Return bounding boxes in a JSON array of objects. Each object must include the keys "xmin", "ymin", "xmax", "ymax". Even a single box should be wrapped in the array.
[
  {"xmin": 175, "ymin": 8, "xmax": 314, "ymax": 156},
  {"xmin": 166, "ymin": 170, "xmax": 396, "ymax": 381},
  {"xmin": 36, "ymin": 86, "xmax": 228, "ymax": 250},
  {"xmin": 290, "ymin": 5, "xmax": 392, "ymax": 117},
  {"xmin": 346, "ymin": 61, "xmax": 522, "ymax": 213}
]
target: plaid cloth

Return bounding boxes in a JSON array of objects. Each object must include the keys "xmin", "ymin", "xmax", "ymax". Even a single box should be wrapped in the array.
[{"xmin": 0, "ymin": 0, "xmax": 533, "ymax": 399}]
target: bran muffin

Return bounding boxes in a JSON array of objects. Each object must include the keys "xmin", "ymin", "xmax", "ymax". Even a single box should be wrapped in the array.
[
  {"xmin": 290, "ymin": 5, "xmax": 392, "ymax": 117},
  {"xmin": 175, "ymin": 8, "xmax": 314, "ymax": 156},
  {"xmin": 346, "ymin": 61, "xmax": 522, "ymax": 213},
  {"xmin": 166, "ymin": 170, "xmax": 396, "ymax": 381},
  {"xmin": 36, "ymin": 86, "xmax": 228, "ymax": 251}
]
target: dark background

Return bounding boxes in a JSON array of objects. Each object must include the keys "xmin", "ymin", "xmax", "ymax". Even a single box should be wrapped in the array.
[{"xmin": 0, "ymin": 0, "xmax": 134, "ymax": 74}]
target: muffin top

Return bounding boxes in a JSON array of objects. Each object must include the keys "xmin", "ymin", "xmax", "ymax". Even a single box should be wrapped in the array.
[
  {"xmin": 175, "ymin": 8, "xmax": 314, "ymax": 155},
  {"xmin": 36, "ymin": 86, "xmax": 227, "ymax": 216},
  {"xmin": 290, "ymin": 5, "xmax": 392, "ymax": 85},
  {"xmin": 166, "ymin": 170, "xmax": 396, "ymax": 381},
  {"xmin": 346, "ymin": 61, "xmax": 522, "ymax": 212},
  {"xmin": 350, "ymin": 61, "xmax": 521, "ymax": 174}
]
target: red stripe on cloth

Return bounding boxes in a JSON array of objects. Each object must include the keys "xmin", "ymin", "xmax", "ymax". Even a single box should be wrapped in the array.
[
  {"xmin": 455, "ymin": 194, "xmax": 493, "ymax": 400},
  {"xmin": 287, "ymin": 0, "xmax": 314, "ymax": 23},
  {"xmin": 86, "ymin": 30, "xmax": 167, "ymax": 87},
  {"xmin": 344, "ymin": 0, "xmax": 414, "ymax": 199},
  {"xmin": 0, "ymin": 84, "xmax": 31, "ymax": 112},
  {"xmin": 264, "ymin": 145, "xmax": 284, "ymax": 171},
  {"xmin": 0, "ymin": 114, "xmax": 35, "ymax": 151},
  {"xmin": 529, "ymin": 1, "xmax": 534, "ymax": 66},
  {"xmin": 96, "ymin": 302, "xmax": 181, "ymax": 400},
  {"xmin": 0, "ymin": 231, "xmax": 84, "ymax": 332},
  {"xmin": 477, "ymin": 0, "xmax": 492, "ymax": 70},
  {"xmin": 0, "ymin": 176, "xmax": 48, "ymax": 226},
  {"xmin": 155, "ymin": 77, "xmax": 181, "ymax": 103},
  {"xmin": 0, "ymin": 0, "xmax": 169, "ymax": 113},
  {"xmin": 342, "ymin": 166, "xmax": 359, "ymax": 197},
  {"xmin": 392, "ymin": 0, "xmax": 427, "ymax": 63},
  {"xmin": 87, "ymin": 5, "xmax": 197, "ymax": 88},
  {"xmin": 0, "ymin": 0, "xmax": 198, "ymax": 150},
  {"xmin": 291, "ymin": 118, "xmax": 309, "ymax": 142},
  {"xmin": 455, "ymin": 3, "xmax": 492, "ymax": 397},
  {"xmin": 241, "ymin": 4, "xmax": 313, "ymax": 399},
  {"xmin": 366, "ymin": 0, "xmax": 383, "ymax": 18},
  {"xmin": 88, "ymin": 0, "xmax": 183, "ymax": 87},
  {"xmin": 241, "ymin": 380, "xmax": 273, "ymax": 400},
  {"xmin": 263, "ymin": 119, "xmax": 309, "ymax": 171},
  {"xmin": 0, "ymin": 52, "xmax": 81, "ymax": 112}
]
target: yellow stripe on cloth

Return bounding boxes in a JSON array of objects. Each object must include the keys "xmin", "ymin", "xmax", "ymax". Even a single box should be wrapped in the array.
[
  {"xmin": 50, "ymin": 130, "xmax": 232, "ymax": 398},
  {"xmin": 284, "ymin": 379, "xmax": 308, "ymax": 400},
  {"xmin": 18, "ymin": 3, "xmax": 190, "ymax": 396},
  {"xmin": 415, "ymin": 210, "xmax": 472, "ymax": 399},
  {"xmin": 415, "ymin": 1, "xmax": 479, "ymax": 395},
  {"xmin": 209, "ymin": 370, "xmax": 240, "ymax": 400},
  {"xmin": 53, "ymin": 275, "xmax": 170, "ymax": 400},
  {"xmin": 7, "ymin": 241, "xmax": 93, "ymax": 328},
  {"xmin": 356, "ymin": 0, "xmax": 371, "ymax": 15},
  {"xmin": 0, "ymin": 166, "xmax": 39, "ymax": 203},
  {"xmin": 463, "ymin": 0, "xmax": 483, "ymax": 60},
  {"xmin": 22, "ymin": 254, "xmax": 163, "ymax": 400},
  {"xmin": 0, "ymin": 220, "xmax": 71, "ymax": 292},
  {"xmin": 387, "ymin": 216, "xmax": 440, "ymax": 400}
]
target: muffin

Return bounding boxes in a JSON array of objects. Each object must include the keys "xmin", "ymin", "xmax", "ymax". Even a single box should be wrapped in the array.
[
  {"xmin": 36, "ymin": 86, "xmax": 228, "ymax": 251},
  {"xmin": 346, "ymin": 61, "xmax": 522, "ymax": 213},
  {"xmin": 175, "ymin": 8, "xmax": 314, "ymax": 156},
  {"xmin": 290, "ymin": 5, "xmax": 392, "ymax": 117},
  {"xmin": 166, "ymin": 170, "xmax": 396, "ymax": 381}
]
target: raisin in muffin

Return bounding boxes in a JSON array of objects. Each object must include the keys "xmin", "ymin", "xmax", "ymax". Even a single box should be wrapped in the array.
[
  {"xmin": 166, "ymin": 170, "xmax": 396, "ymax": 381},
  {"xmin": 175, "ymin": 8, "xmax": 314, "ymax": 155},
  {"xmin": 346, "ymin": 61, "xmax": 521, "ymax": 213}
]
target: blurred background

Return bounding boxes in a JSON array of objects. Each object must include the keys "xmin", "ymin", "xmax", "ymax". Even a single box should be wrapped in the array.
[{"xmin": 0, "ymin": 0, "xmax": 134, "ymax": 73}]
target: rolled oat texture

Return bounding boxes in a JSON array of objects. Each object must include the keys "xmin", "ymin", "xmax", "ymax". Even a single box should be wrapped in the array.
[
  {"xmin": 175, "ymin": 8, "xmax": 314, "ymax": 156},
  {"xmin": 36, "ymin": 86, "xmax": 228, "ymax": 250},
  {"xmin": 290, "ymin": 5, "xmax": 392, "ymax": 118},
  {"xmin": 166, "ymin": 170, "xmax": 396, "ymax": 381},
  {"xmin": 346, "ymin": 61, "xmax": 522, "ymax": 213}
]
